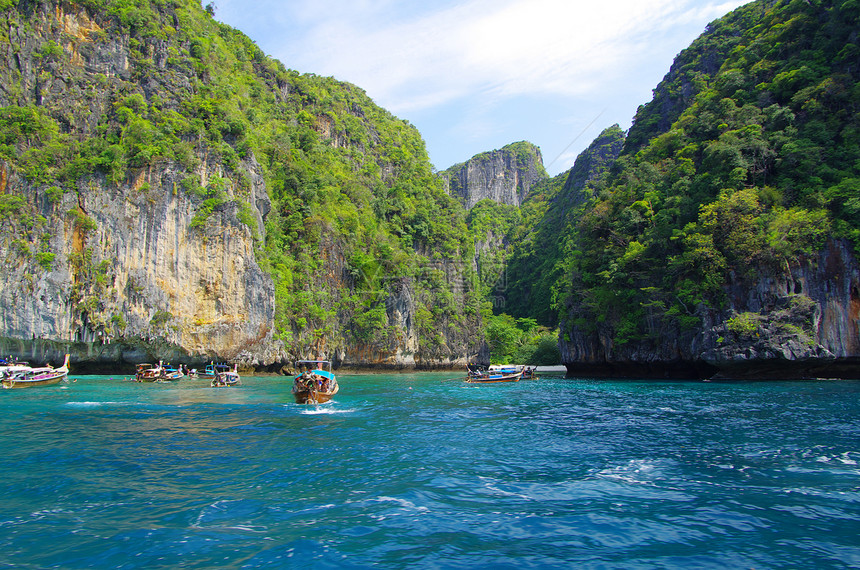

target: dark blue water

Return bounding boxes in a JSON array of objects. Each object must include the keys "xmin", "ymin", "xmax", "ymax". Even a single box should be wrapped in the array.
[{"xmin": 0, "ymin": 373, "xmax": 858, "ymax": 569}]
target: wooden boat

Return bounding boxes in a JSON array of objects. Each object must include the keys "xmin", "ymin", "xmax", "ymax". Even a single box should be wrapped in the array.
[
  {"xmin": 135, "ymin": 361, "xmax": 181, "ymax": 382},
  {"xmin": 161, "ymin": 364, "xmax": 185, "ymax": 381},
  {"xmin": 519, "ymin": 366, "xmax": 538, "ymax": 380},
  {"xmin": 2, "ymin": 354, "xmax": 70, "ymax": 389},
  {"xmin": 292, "ymin": 360, "xmax": 338, "ymax": 404},
  {"xmin": 210, "ymin": 363, "xmax": 241, "ymax": 387},
  {"xmin": 466, "ymin": 364, "xmax": 524, "ymax": 383},
  {"xmin": 135, "ymin": 362, "xmax": 160, "ymax": 382},
  {"xmin": 197, "ymin": 362, "xmax": 234, "ymax": 381}
]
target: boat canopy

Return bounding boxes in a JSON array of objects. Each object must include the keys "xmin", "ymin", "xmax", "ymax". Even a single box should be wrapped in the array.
[{"xmin": 294, "ymin": 360, "xmax": 335, "ymax": 379}]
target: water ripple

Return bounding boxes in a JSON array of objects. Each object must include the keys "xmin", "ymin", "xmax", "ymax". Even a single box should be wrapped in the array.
[{"xmin": 0, "ymin": 374, "xmax": 857, "ymax": 568}]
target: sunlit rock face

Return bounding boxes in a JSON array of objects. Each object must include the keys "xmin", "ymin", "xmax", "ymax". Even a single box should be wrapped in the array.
[
  {"xmin": 0, "ymin": 3, "xmax": 483, "ymax": 372},
  {"xmin": 0, "ymin": 5, "xmax": 277, "ymax": 369},
  {"xmin": 0, "ymin": 155, "xmax": 278, "ymax": 370},
  {"xmin": 441, "ymin": 142, "xmax": 547, "ymax": 209}
]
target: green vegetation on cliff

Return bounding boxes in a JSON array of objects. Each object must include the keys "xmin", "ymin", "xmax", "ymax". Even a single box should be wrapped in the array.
[
  {"xmin": 502, "ymin": 126, "xmax": 626, "ymax": 326},
  {"xmin": 551, "ymin": 0, "xmax": 859, "ymax": 346},
  {"xmin": 0, "ymin": 0, "xmax": 482, "ymax": 360}
]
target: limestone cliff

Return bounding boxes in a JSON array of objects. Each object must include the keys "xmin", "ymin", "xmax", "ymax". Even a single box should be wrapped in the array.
[
  {"xmin": 500, "ymin": 126, "xmax": 625, "ymax": 326},
  {"xmin": 0, "ymin": 0, "xmax": 483, "ymax": 371},
  {"xmin": 0, "ymin": 157, "xmax": 276, "ymax": 370},
  {"xmin": 554, "ymin": 0, "xmax": 860, "ymax": 379},
  {"xmin": 0, "ymin": 0, "xmax": 277, "ymax": 369},
  {"xmin": 560, "ymin": 239, "xmax": 860, "ymax": 379},
  {"xmin": 441, "ymin": 141, "xmax": 547, "ymax": 209}
]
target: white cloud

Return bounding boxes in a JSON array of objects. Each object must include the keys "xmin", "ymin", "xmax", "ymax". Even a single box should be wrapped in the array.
[
  {"xmin": 259, "ymin": 0, "xmax": 751, "ymax": 114},
  {"xmin": 215, "ymin": 0, "xmax": 754, "ymax": 172}
]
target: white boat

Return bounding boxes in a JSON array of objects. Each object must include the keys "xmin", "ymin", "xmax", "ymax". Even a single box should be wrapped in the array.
[
  {"xmin": 1, "ymin": 354, "xmax": 70, "ymax": 389},
  {"xmin": 210, "ymin": 363, "xmax": 241, "ymax": 387}
]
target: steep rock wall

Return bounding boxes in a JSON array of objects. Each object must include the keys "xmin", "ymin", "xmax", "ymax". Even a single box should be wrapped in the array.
[
  {"xmin": 0, "ymin": 157, "xmax": 277, "ymax": 370},
  {"xmin": 279, "ymin": 234, "xmax": 483, "ymax": 370},
  {"xmin": 0, "ymin": 2, "xmax": 488, "ymax": 372},
  {"xmin": 0, "ymin": 3, "xmax": 278, "ymax": 370},
  {"xmin": 441, "ymin": 142, "xmax": 547, "ymax": 209},
  {"xmin": 560, "ymin": 240, "xmax": 860, "ymax": 379}
]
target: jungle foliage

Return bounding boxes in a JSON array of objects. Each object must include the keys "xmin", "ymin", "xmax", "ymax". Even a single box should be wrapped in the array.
[
  {"xmin": 484, "ymin": 314, "xmax": 560, "ymax": 365},
  {"xmin": 0, "ymin": 0, "xmax": 480, "ymax": 357},
  {"xmin": 500, "ymin": 0, "xmax": 859, "ymax": 349}
]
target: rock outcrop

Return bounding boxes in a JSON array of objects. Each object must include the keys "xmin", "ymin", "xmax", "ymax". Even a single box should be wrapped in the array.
[
  {"xmin": 0, "ymin": 4, "xmax": 278, "ymax": 371},
  {"xmin": 560, "ymin": 240, "xmax": 860, "ymax": 379},
  {"xmin": 441, "ymin": 141, "xmax": 547, "ymax": 209},
  {"xmin": 554, "ymin": 0, "xmax": 860, "ymax": 380},
  {"xmin": 0, "ymin": 155, "xmax": 277, "ymax": 372}
]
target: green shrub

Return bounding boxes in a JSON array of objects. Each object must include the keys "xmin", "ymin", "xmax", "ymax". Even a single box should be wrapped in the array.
[
  {"xmin": 726, "ymin": 312, "xmax": 760, "ymax": 337},
  {"xmin": 150, "ymin": 310, "xmax": 173, "ymax": 327},
  {"xmin": 45, "ymin": 186, "xmax": 64, "ymax": 203},
  {"xmin": 34, "ymin": 251, "xmax": 55, "ymax": 269}
]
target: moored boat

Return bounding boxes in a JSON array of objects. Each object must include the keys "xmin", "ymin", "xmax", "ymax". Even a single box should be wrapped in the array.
[
  {"xmin": 197, "ymin": 362, "xmax": 234, "ymax": 381},
  {"xmin": 210, "ymin": 363, "xmax": 241, "ymax": 387},
  {"xmin": 161, "ymin": 363, "xmax": 185, "ymax": 381},
  {"xmin": 1, "ymin": 354, "xmax": 70, "ymax": 389},
  {"xmin": 135, "ymin": 361, "xmax": 181, "ymax": 382},
  {"xmin": 522, "ymin": 367, "xmax": 538, "ymax": 380},
  {"xmin": 466, "ymin": 364, "xmax": 525, "ymax": 383},
  {"xmin": 292, "ymin": 360, "xmax": 338, "ymax": 404}
]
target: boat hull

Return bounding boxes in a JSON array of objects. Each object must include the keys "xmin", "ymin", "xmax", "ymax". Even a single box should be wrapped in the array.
[
  {"xmin": 465, "ymin": 371, "xmax": 523, "ymax": 383},
  {"xmin": 291, "ymin": 361, "xmax": 339, "ymax": 404},
  {"xmin": 136, "ymin": 374, "xmax": 181, "ymax": 382},
  {"xmin": 211, "ymin": 375, "xmax": 241, "ymax": 387},
  {"xmin": 2, "ymin": 374, "xmax": 66, "ymax": 389},
  {"xmin": 1, "ymin": 354, "xmax": 70, "ymax": 389},
  {"xmin": 292, "ymin": 388, "xmax": 338, "ymax": 404}
]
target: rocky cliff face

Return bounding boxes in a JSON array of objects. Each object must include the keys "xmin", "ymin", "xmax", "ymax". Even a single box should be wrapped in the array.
[
  {"xmin": 0, "ymin": 157, "xmax": 276, "ymax": 370},
  {"xmin": 560, "ymin": 240, "xmax": 860, "ymax": 379},
  {"xmin": 441, "ymin": 141, "xmax": 547, "ymax": 209},
  {"xmin": 561, "ymin": 125, "xmax": 625, "ymax": 205},
  {"xmin": 555, "ymin": 0, "xmax": 860, "ymax": 380},
  {"xmin": 278, "ymin": 233, "xmax": 484, "ymax": 371},
  {"xmin": 0, "ymin": 1, "xmax": 484, "ymax": 372},
  {"xmin": 0, "ymin": 3, "xmax": 278, "ymax": 370}
]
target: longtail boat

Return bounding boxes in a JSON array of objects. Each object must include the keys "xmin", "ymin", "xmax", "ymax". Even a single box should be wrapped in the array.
[
  {"xmin": 465, "ymin": 364, "xmax": 525, "ymax": 383},
  {"xmin": 197, "ymin": 363, "xmax": 233, "ymax": 380},
  {"xmin": 291, "ymin": 360, "xmax": 338, "ymax": 404},
  {"xmin": 1, "ymin": 354, "xmax": 70, "ymax": 389},
  {"xmin": 210, "ymin": 363, "xmax": 241, "ymax": 387},
  {"xmin": 135, "ymin": 361, "xmax": 181, "ymax": 382}
]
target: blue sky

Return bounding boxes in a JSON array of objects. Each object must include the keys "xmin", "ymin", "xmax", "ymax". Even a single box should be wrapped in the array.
[{"xmin": 213, "ymin": 0, "xmax": 753, "ymax": 176}]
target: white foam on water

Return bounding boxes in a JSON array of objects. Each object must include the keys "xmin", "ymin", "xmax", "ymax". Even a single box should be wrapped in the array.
[
  {"xmin": 65, "ymin": 401, "xmax": 144, "ymax": 408},
  {"xmin": 596, "ymin": 458, "xmax": 665, "ymax": 485},
  {"xmin": 372, "ymin": 496, "xmax": 429, "ymax": 513},
  {"xmin": 298, "ymin": 406, "xmax": 355, "ymax": 415}
]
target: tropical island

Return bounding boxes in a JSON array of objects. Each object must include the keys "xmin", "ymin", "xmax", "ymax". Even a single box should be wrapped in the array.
[{"xmin": 0, "ymin": 0, "xmax": 858, "ymax": 379}]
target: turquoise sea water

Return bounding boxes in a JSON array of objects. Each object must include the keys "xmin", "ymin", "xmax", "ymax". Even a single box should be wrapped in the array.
[{"xmin": 0, "ymin": 372, "xmax": 858, "ymax": 569}]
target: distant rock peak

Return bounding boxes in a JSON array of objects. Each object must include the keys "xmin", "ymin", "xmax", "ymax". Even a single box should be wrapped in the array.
[{"xmin": 441, "ymin": 141, "xmax": 548, "ymax": 209}]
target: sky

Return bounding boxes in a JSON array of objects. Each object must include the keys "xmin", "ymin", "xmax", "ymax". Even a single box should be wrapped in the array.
[{"xmin": 213, "ymin": 0, "xmax": 754, "ymax": 176}]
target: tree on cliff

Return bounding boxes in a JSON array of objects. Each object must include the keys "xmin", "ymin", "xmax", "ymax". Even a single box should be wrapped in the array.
[{"xmin": 555, "ymin": 0, "xmax": 859, "ymax": 350}]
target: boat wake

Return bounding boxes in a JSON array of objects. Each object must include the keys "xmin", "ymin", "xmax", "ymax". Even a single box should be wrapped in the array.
[
  {"xmin": 298, "ymin": 406, "xmax": 355, "ymax": 415},
  {"xmin": 64, "ymin": 401, "xmax": 142, "ymax": 408}
]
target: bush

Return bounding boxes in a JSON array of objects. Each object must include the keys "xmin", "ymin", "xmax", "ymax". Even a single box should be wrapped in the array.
[
  {"xmin": 34, "ymin": 252, "xmax": 55, "ymax": 270},
  {"xmin": 726, "ymin": 312, "xmax": 760, "ymax": 337}
]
